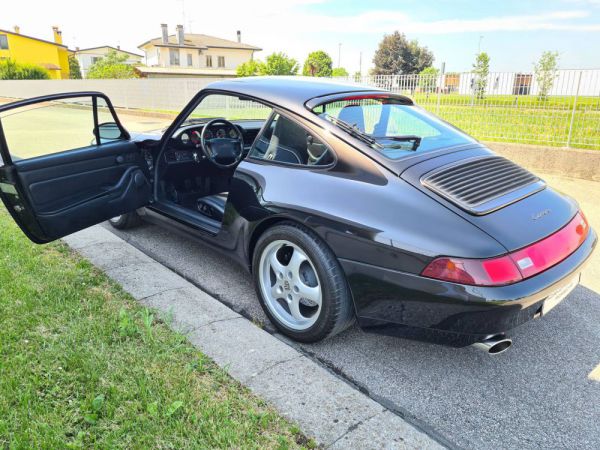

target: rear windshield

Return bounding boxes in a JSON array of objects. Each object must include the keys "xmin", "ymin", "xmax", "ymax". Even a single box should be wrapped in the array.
[{"xmin": 311, "ymin": 96, "xmax": 475, "ymax": 159}]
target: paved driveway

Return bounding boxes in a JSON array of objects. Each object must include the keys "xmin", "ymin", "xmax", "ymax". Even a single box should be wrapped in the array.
[{"xmin": 106, "ymin": 173, "xmax": 600, "ymax": 450}]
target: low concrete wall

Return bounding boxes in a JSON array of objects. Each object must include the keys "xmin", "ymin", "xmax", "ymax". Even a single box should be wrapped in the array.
[{"xmin": 485, "ymin": 142, "xmax": 600, "ymax": 182}]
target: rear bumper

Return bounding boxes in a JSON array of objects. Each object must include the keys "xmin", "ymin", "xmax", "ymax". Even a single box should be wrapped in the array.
[{"xmin": 340, "ymin": 228, "xmax": 597, "ymax": 347}]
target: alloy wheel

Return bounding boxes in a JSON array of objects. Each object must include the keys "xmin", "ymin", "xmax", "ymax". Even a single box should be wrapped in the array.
[{"xmin": 258, "ymin": 239, "xmax": 322, "ymax": 331}]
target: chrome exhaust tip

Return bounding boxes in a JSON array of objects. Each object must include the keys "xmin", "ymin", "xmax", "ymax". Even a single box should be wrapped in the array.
[{"xmin": 471, "ymin": 335, "xmax": 512, "ymax": 355}]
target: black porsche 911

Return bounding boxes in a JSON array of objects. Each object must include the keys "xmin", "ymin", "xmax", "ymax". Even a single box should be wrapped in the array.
[{"xmin": 0, "ymin": 77, "xmax": 595, "ymax": 354}]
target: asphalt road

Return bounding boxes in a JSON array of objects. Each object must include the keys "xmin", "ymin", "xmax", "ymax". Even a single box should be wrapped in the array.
[{"xmin": 105, "ymin": 174, "xmax": 600, "ymax": 450}]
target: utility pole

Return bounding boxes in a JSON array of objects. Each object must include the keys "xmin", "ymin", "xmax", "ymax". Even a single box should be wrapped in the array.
[
  {"xmin": 178, "ymin": 0, "xmax": 187, "ymax": 30},
  {"xmin": 478, "ymin": 35, "xmax": 484, "ymax": 54},
  {"xmin": 338, "ymin": 43, "xmax": 342, "ymax": 68},
  {"xmin": 359, "ymin": 52, "xmax": 362, "ymax": 76}
]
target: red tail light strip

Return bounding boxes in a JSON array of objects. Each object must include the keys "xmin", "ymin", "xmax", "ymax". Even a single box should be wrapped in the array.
[{"xmin": 421, "ymin": 212, "xmax": 589, "ymax": 286}]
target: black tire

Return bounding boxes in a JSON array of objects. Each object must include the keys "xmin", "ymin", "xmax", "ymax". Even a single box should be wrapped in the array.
[
  {"xmin": 107, "ymin": 212, "xmax": 141, "ymax": 230},
  {"xmin": 252, "ymin": 222, "xmax": 355, "ymax": 342}
]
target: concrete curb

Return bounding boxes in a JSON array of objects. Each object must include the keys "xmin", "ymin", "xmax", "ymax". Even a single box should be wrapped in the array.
[{"xmin": 63, "ymin": 225, "xmax": 444, "ymax": 449}]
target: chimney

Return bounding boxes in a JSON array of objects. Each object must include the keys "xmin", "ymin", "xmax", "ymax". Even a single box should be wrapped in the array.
[
  {"xmin": 75, "ymin": 46, "xmax": 80, "ymax": 51},
  {"xmin": 237, "ymin": 30, "xmax": 241, "ymax": 43},
  {"xmin": 160, "ymin": 24, "xmax": 168, "ymax": 44},
  {"xmin": 176, "ymin": 24, "xmax": 184, "ymax": 45},
  {"xmin": 52, "ymin": 26, "xmax": 63, "ymax": 45},
  {"xmin": 117, "ymin": 45, "xmax": 120, "ymax": 50},
  {"xmin": 13, "ymin": 25, "xmax": 20, "ymax": 34}
]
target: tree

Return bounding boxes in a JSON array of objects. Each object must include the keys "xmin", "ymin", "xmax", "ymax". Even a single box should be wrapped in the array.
[
  {"xmin": 372, "ymin": 31, "xmax": 434, "ymax": 75},
  {"xmin": 332, "ymin": 67, "xmax": 349, "ymax": 77},
  {"xmin": 262, "ymin": 52, "xmax": 298, "ymax": 75},
  {"xmin": 302, "ymin": 51, "xmax": 333, "ymax": 77},
  {"xmin": 472, "ymin": 52, "xmax": 490, "ymax": 99},
  {"xmin": 236, "ymin": 59, "xmax": 264, "ymax": 77},
  {"xmin": 418, "ymin": 66, "xmax": 439, "ymax": 93},
  {"xmin": 0, "ymin": 59, "xmax": 49, "ymax": 79},
  {"xmin": 87, "ymin": 50, "xmax": 137, "ymax": 79},
  {"xmin": 68, "ymin": 55, "xmax": 82, "ymax": 79},
  {"xmin": 534, "ymin": 51, "xmax": 559, "ymax": 100}
]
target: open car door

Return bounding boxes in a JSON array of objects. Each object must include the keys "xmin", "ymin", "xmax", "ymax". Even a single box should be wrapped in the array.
[{"xmin": 0, "ymin": 92, "xmax": 152, "ymax": 243}]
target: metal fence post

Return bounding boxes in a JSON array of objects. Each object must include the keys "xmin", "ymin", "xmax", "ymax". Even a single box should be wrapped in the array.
[
  {"xmin": 436, "ymin": 62, "xmax": 445, "ymax": 115},
  {"xmin": 566, "ymin": 70, "xmax": 583, "ymax": 148}
]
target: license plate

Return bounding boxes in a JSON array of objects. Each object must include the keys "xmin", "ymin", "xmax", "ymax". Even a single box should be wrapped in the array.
[{"xmin": 542, "ymin": 276, "xmax": 579, "ymax": 315}]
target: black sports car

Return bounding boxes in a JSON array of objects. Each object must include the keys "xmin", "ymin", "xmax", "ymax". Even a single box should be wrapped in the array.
[{"xmin": 0, "ymin": 77, "xmax": 595, "ymax": 354}]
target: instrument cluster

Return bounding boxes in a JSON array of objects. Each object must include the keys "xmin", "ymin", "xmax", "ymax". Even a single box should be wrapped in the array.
[{"xmin": 179, "ymin": 125, "xmax": 240, "ymax": 148}]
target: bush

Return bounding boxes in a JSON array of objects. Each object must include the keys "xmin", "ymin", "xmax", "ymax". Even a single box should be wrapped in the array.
[
  {"xmin": 87, "ymin": 50, "xmax": 137, "ymax": 79},
  {"xmin": 332, "ymin": 67, "xmax": 349, "ymax": 77},
  {"xmin": 0, "ymin": 59, "xmax": 50, "ymax": 80}
]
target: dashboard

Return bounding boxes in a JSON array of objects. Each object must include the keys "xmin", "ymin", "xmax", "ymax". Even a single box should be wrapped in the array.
[{"xmin": 165, "ymin": 120, "xmax": 264, "ymax": 164}]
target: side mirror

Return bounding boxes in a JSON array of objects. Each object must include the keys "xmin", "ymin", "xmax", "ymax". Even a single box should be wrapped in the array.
[{"xmin": 96, "ymin": 122, "xmax": 123, "ymax": 142}]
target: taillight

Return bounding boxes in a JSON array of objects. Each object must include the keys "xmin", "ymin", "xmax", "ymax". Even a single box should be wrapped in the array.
[
  {"xmin": 421, "ymin": 255, "xmax": 522, "ymax": 286},
  {"xmin": 421, "ymin": 212, "xmax": 589, "ymax": 286}
]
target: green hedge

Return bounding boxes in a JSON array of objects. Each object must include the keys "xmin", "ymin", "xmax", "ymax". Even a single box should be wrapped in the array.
[{"xmin": 0, "ymin": 59, "xmax": 50, "ymax": 80}]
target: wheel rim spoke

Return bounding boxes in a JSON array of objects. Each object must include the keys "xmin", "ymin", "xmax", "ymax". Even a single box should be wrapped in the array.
[
  {"xmin": 287, "ymin": 248, "xmax": 307, "ymax": 281},
  {"xmin": 270, "ymin": 284, "xmax": 281, "ymax": 299},
  {"xmin": 288, "ymin": 296, "xmax": 304, "ymax": 320},
  {"xmin": 269, "ymin": 250, "xmax": 286, "ymax": 276},
  {"xmin": 297, "ymin": 283, "xmax": 321, "ymax": 306}
]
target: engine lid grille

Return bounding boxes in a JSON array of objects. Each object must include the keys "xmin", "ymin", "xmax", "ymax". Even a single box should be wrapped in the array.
[{"xmin": 421, "ymin": 156, "xmax": 545, "ymax": 215}]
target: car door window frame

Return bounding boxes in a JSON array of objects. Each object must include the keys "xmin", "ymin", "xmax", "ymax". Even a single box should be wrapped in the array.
[
  {"xmin": 247, "ymin": 108, "xmax": 337, "ymax": 170},
  {"xmin": 0, "ymin": 92, "xmax": 129, "ymax": 166}
]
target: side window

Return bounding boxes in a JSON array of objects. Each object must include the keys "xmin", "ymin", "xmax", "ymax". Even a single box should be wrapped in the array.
[
  {"xmin": 0, "ymin": 35, "xmax": 9, "ymax": 50},
  {"xmin": 206, "ymin": 55, "xmax": 213, "ymax": 67},
  {"xmin": 249, "ymin": 113, "xmax": 334, "ymax": 167},
  {"xmin": 0, "ymin": 96, "xmax": 125, "ymax": 162}
]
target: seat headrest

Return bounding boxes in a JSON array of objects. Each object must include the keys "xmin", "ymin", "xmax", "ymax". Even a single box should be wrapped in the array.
[{"xmin": 338, "ymin": 104, "xmax": 365, "ymax": 132}]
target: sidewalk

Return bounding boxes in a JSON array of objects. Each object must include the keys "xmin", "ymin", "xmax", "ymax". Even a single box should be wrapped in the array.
[{"xmin": 63, "ymin": 225, "xmax": 445, "ymax": 449}]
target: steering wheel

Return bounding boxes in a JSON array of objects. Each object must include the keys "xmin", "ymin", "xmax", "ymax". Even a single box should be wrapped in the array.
[{"xmin": 200, "ymin": 118, "xmax": 244, "ymax": 169}]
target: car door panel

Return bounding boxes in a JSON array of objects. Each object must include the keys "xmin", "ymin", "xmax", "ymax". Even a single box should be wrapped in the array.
[
  {"xmin": 0, "ymin": 92, "xmax": 152, "ymax": 243},
  {"xmin": 33, "ymin": 166, "xmax": 150, "ymax": 239},
  {"xmin": 17, "ymin": 141, "xmax": 146, "ymax": 211}
]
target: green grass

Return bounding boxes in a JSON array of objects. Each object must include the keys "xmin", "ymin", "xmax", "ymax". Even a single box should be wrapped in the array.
[
  {"xmin": 0, "ymin": 208, "xmax": 312, "ymax": 449},
  {"xmin": 412, "ymin": 94, "xmax": 600, "ymax": 149}
]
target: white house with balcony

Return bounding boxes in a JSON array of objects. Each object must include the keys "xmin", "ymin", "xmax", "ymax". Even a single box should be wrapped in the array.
[
  {"xmin": 137, "ymin": 24, "xmax": 261, "ymax": 78},
  {"xmin": 73, "ymin": 46, "xmax": 143, "ymax": 78}
]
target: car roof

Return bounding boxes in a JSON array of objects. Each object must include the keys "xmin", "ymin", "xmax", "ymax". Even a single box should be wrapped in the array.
[{"xmin": 205, "ymin": 76, "xmax": 390, "ymax": 115}]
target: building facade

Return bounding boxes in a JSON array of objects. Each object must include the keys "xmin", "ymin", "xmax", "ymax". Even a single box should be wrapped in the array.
[
  {"xmin": 72, "ymin": 46, "xmax": 143, "ymax": 78},
  {"xmin": 137, "ymin": 24, "xmax": 261, "ymax": 78},
  {"xmin": 0, "ymin": 26, "xmax": 70, "ymax": 79}
]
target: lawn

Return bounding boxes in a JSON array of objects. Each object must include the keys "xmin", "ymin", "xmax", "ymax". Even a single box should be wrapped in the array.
[
  {"xmin": 0, "ymin": 208, "xmax": 311, "ymax": 449},
  {"xmin": 413, "ymin": 94, "xmax": 600, "ymax": 149}
]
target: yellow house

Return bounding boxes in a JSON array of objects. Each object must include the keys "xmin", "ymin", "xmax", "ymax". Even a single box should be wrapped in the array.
[{"xmin": 0, "ymin": 26, "xmax": 70, "ymax": 79}]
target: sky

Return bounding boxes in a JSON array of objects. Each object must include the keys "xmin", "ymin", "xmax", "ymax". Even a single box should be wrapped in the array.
[{"xmin": 3, "ymin": 0, "xmax": 600, "ymax": 74}]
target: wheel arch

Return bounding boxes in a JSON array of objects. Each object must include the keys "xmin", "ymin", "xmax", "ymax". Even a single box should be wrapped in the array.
[{"xmin": 247, "ymin": 215, "xmax": 308, "ymax": 273}]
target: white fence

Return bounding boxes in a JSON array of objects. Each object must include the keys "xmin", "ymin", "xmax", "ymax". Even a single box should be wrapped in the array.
[
  {"xmin": 340, "ymin": 70, "xmax": 600, "ymax": 149},
  {"xmin": 348, "ymin": 69, "xmax": 600, "ymax": 97},
  {"xmin": 0, "ymin": 78, "xmax": 219, "ymax": 111},
  {"xmin": 0, "ymin": 71, "xmax": 599, "ymax": 149}
]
